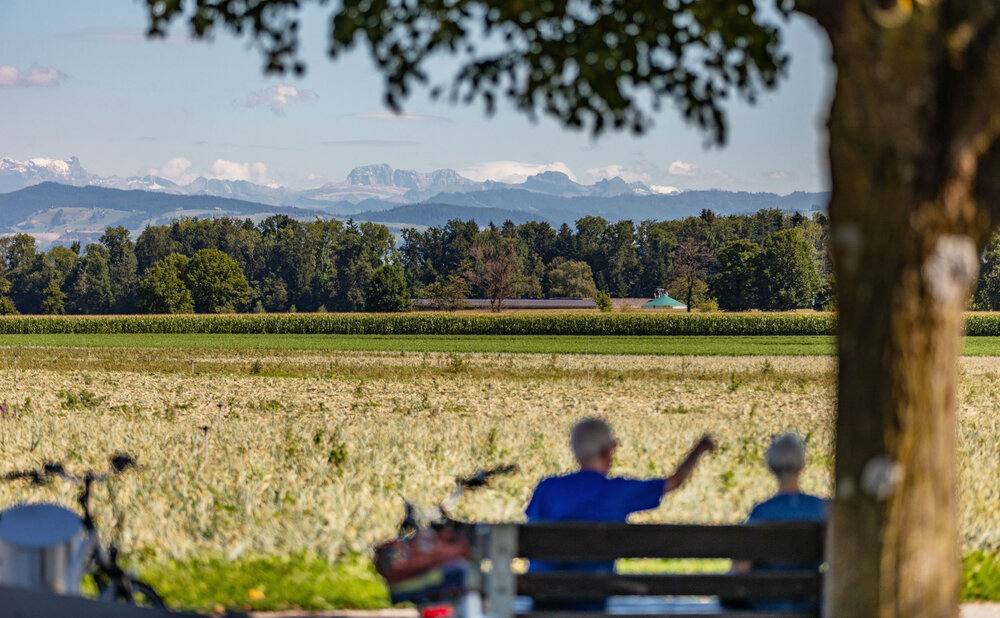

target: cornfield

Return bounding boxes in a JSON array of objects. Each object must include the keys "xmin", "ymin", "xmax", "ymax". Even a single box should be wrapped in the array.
[{"xmin": 0, "ymin": 313, "xmax": 836, "ymax": 336}]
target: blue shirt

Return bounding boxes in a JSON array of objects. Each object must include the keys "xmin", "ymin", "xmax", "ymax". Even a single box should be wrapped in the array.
[
  {"xmin": 525, "ymin": 470, "xmax": 666, "ymax": 573},
  {"xmin": 747, "ymin": 492, "xmax": 827, "ymax": 525},
  {"xmin": 746, "ymin": 492, "xmax": 827, "ymax": 612}
]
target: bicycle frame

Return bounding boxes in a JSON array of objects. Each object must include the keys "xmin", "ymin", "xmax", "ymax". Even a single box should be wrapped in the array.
[
  {"xmin": 376, "ymin": 465, "xmax": 516, "ymax": 618},
  {"xmin": 0, "ymin": 455, "xmax": 164, "ymax": 607}
]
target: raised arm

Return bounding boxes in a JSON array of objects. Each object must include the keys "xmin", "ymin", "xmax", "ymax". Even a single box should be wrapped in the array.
[{"xmin": 665, "ymin": 435, "xmax": 716, "ymax": 494}]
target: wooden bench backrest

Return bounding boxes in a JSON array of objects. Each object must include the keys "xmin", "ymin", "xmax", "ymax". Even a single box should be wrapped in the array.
[{"xmin": 481, "ymin": 522, "xmax": 825, "ymax": 618}]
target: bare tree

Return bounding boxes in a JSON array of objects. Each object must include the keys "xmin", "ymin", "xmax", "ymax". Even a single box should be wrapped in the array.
[
  {"xmin": 467, "ymin": 236, "xmax": 524, "ymax": 312},
  {"xmin": 671, "ymin": 240, "xmax": 711, "ymax": 313}
]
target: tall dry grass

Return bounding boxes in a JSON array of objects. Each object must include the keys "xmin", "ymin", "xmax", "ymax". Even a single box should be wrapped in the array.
[{"xmin": 0, "ymin": 350, "xmax": 995, "ymax": 569}]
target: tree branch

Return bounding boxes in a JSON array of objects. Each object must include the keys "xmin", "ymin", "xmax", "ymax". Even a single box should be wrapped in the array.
[
  {"xmin": 945, "ymin": 5, "xmax": 1000, "ymax": 166},
  {"xmin": 792, "ymin": 0, "xmax": 844, "ymax": 30},
  {"xmin": 974, "ymin": 137, "xmax": 1000, "ymax": 234}
]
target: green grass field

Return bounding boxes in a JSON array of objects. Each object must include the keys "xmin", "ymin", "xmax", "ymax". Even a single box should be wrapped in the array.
[
  {"xmin": 4, "ymin": 333, "xmax": 1000, "ymax": 356},
  {"xmin": 0, "ymin": 333, "xmax": 835, "ymax": 355}
]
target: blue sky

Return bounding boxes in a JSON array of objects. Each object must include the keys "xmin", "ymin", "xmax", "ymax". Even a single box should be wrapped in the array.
[{"xmin": 0, "ymin": 1, "xmax": 834, "ymax": 193}]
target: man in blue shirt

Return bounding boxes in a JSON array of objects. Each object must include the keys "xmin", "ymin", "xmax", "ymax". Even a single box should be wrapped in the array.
[{"xmin": 525, "ymin": 418, "xmax": 716, "ymax": 576}]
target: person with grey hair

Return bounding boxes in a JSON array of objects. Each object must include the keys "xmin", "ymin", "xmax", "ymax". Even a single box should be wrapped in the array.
[
  {"xmin": 525, "ymin": 418, "xmax": 715, "ymax": 583},
  {"xmin": 728, "ymin": 433, "xmax": 827, "ymax": 612},
  {"xmin": 748, "ymin": 433, "xmax": 826, "ymax": 524}
]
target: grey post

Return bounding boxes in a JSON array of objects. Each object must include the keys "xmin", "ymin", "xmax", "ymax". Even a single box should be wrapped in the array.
[{"xmin": 484, "ymin": 524, "xmax": 516, "ymax": 618}]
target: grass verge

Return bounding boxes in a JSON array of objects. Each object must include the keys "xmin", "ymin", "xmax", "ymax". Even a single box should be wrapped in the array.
[
  {"xmin": 963, "ymin": 551, "xmax": 1000, "ymax": 601},
  {"xmin": 0, "ymin": 333, "xmax": 838, "ymax": 355},
  {"xmin": 141, "ymin": 553, "xmax": 389, "ymax": 613},
  {"xmin": 140, "ymin": 552, "xmax": 1000, "ymax": 611},
  {"xmin": 5, "ymin": 334, "xmax": 1000, "ymax": 356}
]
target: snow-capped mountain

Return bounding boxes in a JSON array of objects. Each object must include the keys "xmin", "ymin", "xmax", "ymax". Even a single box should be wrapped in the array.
[
  {"xmin": 0, "ymin": 156, "xmax": 94, "ymax": 193},
  {"xmin": 0, "ymin": 157, "xmax": 829, "ymax": 243},
  {"xmin": 0, "ymin": 157, "xmax": 663, "ymax": 208}
]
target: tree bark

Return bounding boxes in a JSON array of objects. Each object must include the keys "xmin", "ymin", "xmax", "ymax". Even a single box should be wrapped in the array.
[{"xmin": 818, "ymin": 3, "xmax": 993, "ymax": 616}]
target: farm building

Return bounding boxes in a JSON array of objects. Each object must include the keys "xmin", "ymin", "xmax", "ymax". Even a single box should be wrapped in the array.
[
  {"xmin": 642, "ymin": 289, "xmax": 686, "ymax": 310},
  {"xmin": 412, "ymin": 298, "xmax": 598, "ymax": 310}
]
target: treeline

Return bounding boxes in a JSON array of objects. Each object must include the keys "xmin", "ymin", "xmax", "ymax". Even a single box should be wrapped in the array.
[
  {"xmin": 7, "ymin": 207, "xmax": 1000, "ymax": 315},
  {"xmin": 0, "ymin": 210, "xmax": 837, "ymax": 315},
  {"xmin": 0, "ymin": 216, "xmax": 404, "ymax": 315},
  {"xmin": 401, "ymin": 210, "xmax": 832, "ymax": 311}
]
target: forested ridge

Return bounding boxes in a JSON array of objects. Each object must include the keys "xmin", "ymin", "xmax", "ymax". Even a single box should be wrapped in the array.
[{"xmin": 6, "ymin": 206, "xmax": 998, "ymax": 315}]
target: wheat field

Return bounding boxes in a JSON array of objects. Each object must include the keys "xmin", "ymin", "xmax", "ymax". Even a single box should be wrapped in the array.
[{"xmin": 0, "ymin": 348, "xmax": 998, "ymax": 568}]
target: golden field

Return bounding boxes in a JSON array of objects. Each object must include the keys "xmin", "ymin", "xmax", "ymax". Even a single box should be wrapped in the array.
[{"xmin": 0, "ymin": 348, "xmax": 998, "ymax": 568}]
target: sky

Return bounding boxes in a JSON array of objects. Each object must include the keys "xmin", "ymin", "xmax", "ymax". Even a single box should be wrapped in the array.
[{"xmin": 0, "ymin": 1, "xmax": 834, "ymax": 194}]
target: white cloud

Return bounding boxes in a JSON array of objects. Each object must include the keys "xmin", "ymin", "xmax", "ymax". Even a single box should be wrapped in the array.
[
  {"xmin": 148, "ymin": 157, "xmax": 194, "ymax": 182},
  {"xmin": 767, "ymin": 171, "xmax": 790, "ymax": 180},
  {"xmin": 582, "ymin": 159, "xmax": 667, "ymax": 185},
  {"xmin": 460, "ymin": 160, "xmax": 577, "ymax": 183},
  {"xmin": 668, "ymin": 160, "xmax": 698, "ymax": 177},
  {"xmin": 650, "ymin": 185, "xmax": 681, "ymax": 195},
  {"xmin": 583, "ymin": 164, "xmax": 650, "ymax": 184},
  {"xmin": 0, "ymin": 65, "xmax": 66, "ymax": 88},
  {"xmin": 148, "ymin": 157, "xmax": 274, "ymax": 186},
  {"xmin": 350, "ymin": 109, "xmax": 448, "ymax": 122},
  {"xmin": 246, "ymin": 85, "xmax": 318, "ymax": 115},
  {"xmin": 207, "ymin": 160, "xmax": 273, "ymax": 185}
]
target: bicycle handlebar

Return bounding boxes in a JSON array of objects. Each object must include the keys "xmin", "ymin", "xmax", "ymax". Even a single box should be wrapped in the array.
[
  {"xmin": 455, "ymin": 464, "xmax": 518, "ymax": 490},
  {"xmin": 2, "ymin": 453, "xmax": 136, "ymax": 486}
]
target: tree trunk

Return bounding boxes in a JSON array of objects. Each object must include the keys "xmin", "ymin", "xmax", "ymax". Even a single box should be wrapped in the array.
[{"xmin": 822, "ymin": 4, "xmax": 987, "ymax": 616}]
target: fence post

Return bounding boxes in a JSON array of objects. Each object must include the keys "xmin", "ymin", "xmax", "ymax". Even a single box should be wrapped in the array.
[{"xmin": 484, "ymin": 524, "xmax": 516, "ymax": 618}]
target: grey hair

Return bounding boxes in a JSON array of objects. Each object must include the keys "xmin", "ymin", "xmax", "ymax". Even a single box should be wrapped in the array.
[
  {"xmin": 570, "ymin": 418, "xmax": 616, "ymax": 463},
  {"xmin": 766, "ymin": 433, "xmax": 806, "ymax": 481}
]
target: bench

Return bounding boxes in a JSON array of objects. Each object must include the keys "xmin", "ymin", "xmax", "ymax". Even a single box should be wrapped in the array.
[{"xmin": 478, "ymin": 522, "xmax": 825, "ymax": 618}]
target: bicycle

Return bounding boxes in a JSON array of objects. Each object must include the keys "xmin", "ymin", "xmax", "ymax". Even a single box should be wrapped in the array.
[
  {"xmin": 374, "ymin": 464, "xmax": 516, "ymax": 618},
  {"xmin": 0, "ymin": 453, "xmax": 165, "ymax": 607}
]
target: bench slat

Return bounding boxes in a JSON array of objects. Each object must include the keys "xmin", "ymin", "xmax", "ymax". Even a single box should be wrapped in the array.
[
  {"xmin": 518, "ymin": 572, "xmax": 821, "ymax": 600},
  {"xmin": 516, "ymin": 523, "xmax": 824, "ymax": 561}
]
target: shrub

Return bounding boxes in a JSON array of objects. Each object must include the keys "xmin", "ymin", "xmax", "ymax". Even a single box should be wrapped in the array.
[
  {"xmin": 420, "ymin": 274, "xmax": 470, "ymax": 312},
  {"xmin": 594, "ymin": 291, "xmax": 613, "ymax": 312},
  {"xmin": 697, "ymin": 298, "xmax": 720, "ymax": 313}
]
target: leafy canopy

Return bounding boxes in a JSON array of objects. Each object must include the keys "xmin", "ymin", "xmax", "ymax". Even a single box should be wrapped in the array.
[
  {"xmin": 364, "ymin": 265, "xmax": 412, "ymax": 312},
  {"xmin": 141, "ymin": 0, "xmax": 792, "ymax": 142}
]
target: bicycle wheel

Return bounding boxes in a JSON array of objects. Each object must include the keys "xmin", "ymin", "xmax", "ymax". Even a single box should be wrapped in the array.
[
  {"xmin": 127, "ymin": 578, "xmax": 166, "ymax": 608},
  {"xmin": 96, "ymin": 575, "xmax": 166, "ymax": 608}
]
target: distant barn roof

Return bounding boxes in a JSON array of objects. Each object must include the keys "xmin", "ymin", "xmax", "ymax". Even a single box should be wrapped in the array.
[
  {"xmin": 642, "ymin": 294, "xmax": 686, "ymax": 308},
  {"xmin": 412, "ymin": 298, "xmax": 597, "ymax": 310}
]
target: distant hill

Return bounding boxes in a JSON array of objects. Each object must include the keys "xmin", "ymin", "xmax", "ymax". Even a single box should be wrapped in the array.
[
  {"xmin": 419, "ymin": 188, "xmax": 829, "ymax": 223},
  {"xmin": 0, "ymin": 156, "xmax": 831, "ymax": 242},
  {"xmin": 0, "ymin": 182, "xmax": 326, "ymax": 245},
  {"xmin": 0, "ymin": 155, "xmax": 829, "ymax": 215},
  {"xmin": 347, "ymin": 202, "xmax": 551, "ymax": 228}
]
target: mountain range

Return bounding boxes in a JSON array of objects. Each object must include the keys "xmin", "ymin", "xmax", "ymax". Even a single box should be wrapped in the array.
[
  {"xmin": 0, "ymin": 156, "xmax": 829, "ymax": 244},
  {"xmin": 0, "ymin": 157, "xmax": 682, "ymax": 210}
]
